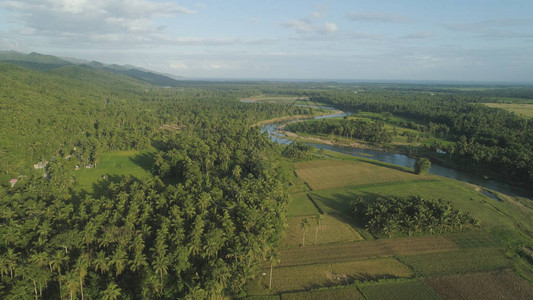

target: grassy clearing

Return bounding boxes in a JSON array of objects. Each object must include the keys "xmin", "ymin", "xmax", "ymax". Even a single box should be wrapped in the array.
[
  {"xmin": 281, "ymin": 286, "xmax": 365, "ymax": 300},
  {"xmin": 426, "ymin": 269, "xmax": 533, "ymax": 300},
  {"xmin": 281, "ymin": 215, "xmax": 363, "ymax": 248},
  {"xmin": 485, "ymin": 103, "xmax": 533, "ymax": 118},
  {"xmin": 279, "ymin": 236, "xmax": 458, "ymax": 267},
  {"xmin": 287, "ymin": 193, "xmax": 319, "ymax": 217},
  {"xmin": 359, "ymin": 280, "xmax": 440, "ymax": 300},
  {"xmin": 74, "ymin": 149, "xmax": 155, "ymax": 192},
  {"xmin": 260, "ymin": 258, "xmax": 414, "ymax": 294},
  {"xmin": 446, "ymin": 230, "xmax": 502, "ymax": 249},
  {"xmin": 310, "ymin": 176, "xmax": 533, "ymax": 235},
  {"xmin": 294, "ymin": 159, "xmax": 426, "ymax": 190},
  {"xmin": 398, "ymin": 247, "xmax": 511, "ymax": 277}
]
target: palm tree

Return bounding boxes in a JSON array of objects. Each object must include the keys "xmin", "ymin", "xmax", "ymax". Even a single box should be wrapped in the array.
[
  {"xmin": 50, "ymin": 250, "xmax": 67, "ymax": 300},
  {"xmin": 93, "ymin": 250, "xmax": 109, "ymax": 274},
  {"xmin": 130, "ymin": 252, "xmax": 148, "ymax": 273},
  {"xmin": 314, "ymin": 214, "xmax": 324, "ymax": 245},
  {"xmin": 266, "ymin": 249, "xmax": 280, "ymax": 290},
  {"xmin": 300, "ymin": 218, "xmax": 310, "ymax": 247},
  {"xmin": 152, "ymin": 254, "xmax": 170, "ymax": 291},
  {"xmin": 64, "ymin": 270, "xmax": 79, "ymax": 300},
  {"xmin": 6, "ymin": 248, "xmax": 20, "ymax": 279},
  {"xmin": 110, "ymin": 248, "xmax": 127, "ymax": 277},
  {"xmin": 0, "ymin": 257, "xmax": 9, "ymax": 280},
  {"xmin": 30, "ymin": 251, "xmax": 49, "ymax": 270},
  {"xmin": 75, "ymin": 255, "xmax": 89, "ymax": 300},
  {"xmin": 101, "ymin": 282, "xmax": 121, "ymax": 300}
]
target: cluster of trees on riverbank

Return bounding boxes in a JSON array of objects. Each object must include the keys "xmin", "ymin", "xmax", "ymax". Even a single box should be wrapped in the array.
[
  {"xmin": 286, "ymin": 118, "xmax": 392, "ymax": 144},
  {"xmin": 351, "ymin": 196, "xmax": 479, "ymax": 237},
  {"xmin": 308, "ymin": 89, "xmax": 533, "ymax": 185}
]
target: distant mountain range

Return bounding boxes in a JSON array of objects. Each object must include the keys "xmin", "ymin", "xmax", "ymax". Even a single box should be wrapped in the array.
[{"xmin": 0, "ymin": 51, "xmax": 183, "ymax": 86}]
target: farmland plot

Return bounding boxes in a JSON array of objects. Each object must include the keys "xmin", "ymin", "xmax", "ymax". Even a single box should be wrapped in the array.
[
  {"xmin": 279, "ymin": 235, "xmax": 458, "ymax": 267},
  {"xmin": 359, "ymin": 280, "xmax": 440, "ymax": 300},
  {"xmin": 426, "ymin": 269, "xmax": 533, "ymax": 299},
  {"xmin": 262, "ymin": 258, "xmax": 413, "ymax": 293},
  {"xmin": 281, "ymin": 215, "xmax": 363, "ymax": 248},
  {"xmin": 294, "ymin": 160, "xmax": 425, "ymax": 190}
]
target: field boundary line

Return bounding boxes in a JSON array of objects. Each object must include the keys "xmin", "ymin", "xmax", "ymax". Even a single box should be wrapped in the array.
[{"xmin": 306, "ymin": 193, "xmax": 323, "ymax": 214}]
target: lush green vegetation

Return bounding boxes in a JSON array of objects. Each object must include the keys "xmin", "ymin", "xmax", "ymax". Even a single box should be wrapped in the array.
[
  {"xmin": 413, "ymin": 157, "xmax": 431, "ymax": 175},
  {"xmin": 351, "ymin": 195, "xmax": 478, "ymax": 237},
  {"xmin": 286, "ymin": 118, "xmax": 392, "ymax": 144},
  {"xmin": 2, "ymin": 58, "xmax": 533, "ymax": 299},
  {"xmin": 308, "ymin": 88, "xmax": 533, "ymax": 186},
  {"xmin": 0, "ymin": 61, "xmax": 317, "ymax": 299}
]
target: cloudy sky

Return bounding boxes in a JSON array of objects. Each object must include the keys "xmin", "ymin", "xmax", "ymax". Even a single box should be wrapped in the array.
[{"xmin": 1, "ymin": 0, "xmax": 533, "ymax": 82}]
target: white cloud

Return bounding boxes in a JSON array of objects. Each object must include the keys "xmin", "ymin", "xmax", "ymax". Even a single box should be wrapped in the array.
[
  {"xmin": 323, "ymin": 22, "xmax": 338, "ymax": 33},
  {"xmin": 282, "ymin": 20, "xmax": 313, "ymax": 33},
  {"xmin": 1, "ymin": 0, "xmax": 195, "ymax": 37},
  {"xmin": 169, "ymin": 61, "xmax": 188, "ymax": 70},
  {"xmin": 346, "ymin": 11, "xmax": 415, "ymax": 23},
  {"xmin": 282, "ymin": 18, "xmax": 338, "ymax": 36},
  {"xmin": 204, "ymin": 63, "xmax": 230, "ymax": 70},
  {"xmin": 310, "ymin": 11, "xmax": 322, "ymax": 19}
]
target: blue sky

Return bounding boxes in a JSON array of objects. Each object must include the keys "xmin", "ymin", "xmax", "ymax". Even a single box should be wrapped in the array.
[{"xmin": 1, "ymin": 0, "xmax": 532, "ymax": 82}]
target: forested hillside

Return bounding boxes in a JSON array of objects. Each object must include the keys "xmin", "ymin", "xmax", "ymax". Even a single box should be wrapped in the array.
[{"xmin": 0, "ymin": 62, "xmax": 308, "ymax": 298}]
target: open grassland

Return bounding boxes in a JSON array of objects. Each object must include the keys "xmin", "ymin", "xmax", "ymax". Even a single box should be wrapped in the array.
[
  {"xmin": 398, "ymin": 247, "xmax": 511, "ymax": 277},
  {"xmin": 485, "ymin": 103, "xmax": 533, "ymax": 118},
  {"xmin": 310, "ymin": 176, "xmax": 533, "ymax": 235},
  {"xmin": 286, "ymin": 193, "xmax": 319, "ymax": 217},
  {"xmin": 426, "ymin": 269, "xmax": 533, "ymax": 300},
  {"xmin": 294, "ymin": 159, "xmax": 427, "ymax": 190},
  {"xmin": 261, "ymin": 258, "xmax": 413, "ymax": 294},
  {"xmin": 279, "ymin": 235, "xmax": 458, "ymax": 267},
  {"xmin": 281, "ymin": 215, "xmax": 363, "ymax": 248},
  {"xmin": 74, "ymin": 149, "xmax": 155, "ymax": 192},
  {"xmin": 446, "ymin": 230, "xmax": 502, "ymax": 249},
  {"xmin": 359, "ymin": 280, "xmax": 440, "ymax": 300},
  {"xmin": 281, "ymin": 286, "xmax": 365, "ymax": 300}
]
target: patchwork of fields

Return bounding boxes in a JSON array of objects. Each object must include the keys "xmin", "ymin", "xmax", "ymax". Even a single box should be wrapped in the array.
[{"xmin": 247, "ymin": 155, "xmax": 533, "ymax": 299}]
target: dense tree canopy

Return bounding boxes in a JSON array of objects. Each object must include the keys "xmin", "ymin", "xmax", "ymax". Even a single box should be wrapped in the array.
[
  {"xmin": 351, "ymin": 196, "xmax": 479, "ymax": 237},
  {"xmin": 0, "ymin": 62, "xmax": 304, "ymax": 298},
  {"xmin": 307, "ymin": 89, "xmax": 533, "ymax": 185}
]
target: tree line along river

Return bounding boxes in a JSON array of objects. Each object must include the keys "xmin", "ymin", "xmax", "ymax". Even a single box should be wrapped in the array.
[{"xmin": 254, "ymin": 102, "xmax": 533, "ymax": 199}]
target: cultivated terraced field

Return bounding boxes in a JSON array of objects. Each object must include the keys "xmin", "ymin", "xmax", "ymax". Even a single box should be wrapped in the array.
[
  {"xmin": 281, "ymin": 287, "xmax": 365, "ymax": 300},
  {"xmin": 281, "ymin": 215, "xmax": 363, "ymax": 248},
  {"xmin": 398, "ymin": 247, "xmax": 511, "ymax": 277},
  {"xmin": 426, "ymin": 270, "xmax": 533, "ymax": 299},
  {"xmin": 246, "ymin": 156, "xmax": 533, "ymax": 299},
  {"xmin": 294, "ymin": 160, "xmax": 425, "ymax": 190},
  {"xmin": 262, "ymin": 258, "xmax": 413, "ymax": 293},
  {"xmin": 278, "ymin": 235, "xmax": 458, "ymax": 267},
  {"xmin": 359, "ymin": 280, "xmax": 440, "ymax": 300}
]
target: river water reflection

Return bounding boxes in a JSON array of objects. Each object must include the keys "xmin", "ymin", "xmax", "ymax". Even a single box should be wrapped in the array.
[{"xmin": 259, "ymin": 107, "xmax": 532, "ymax": 199}]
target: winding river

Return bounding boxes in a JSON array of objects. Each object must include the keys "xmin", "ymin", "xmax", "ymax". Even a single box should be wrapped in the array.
[{"xmin": 257, "ymin": 103, "xmax": 532, "ymax": 199}]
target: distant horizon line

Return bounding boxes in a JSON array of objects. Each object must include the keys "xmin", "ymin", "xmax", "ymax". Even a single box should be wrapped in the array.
[
  {"xmin": 2, "ymin": 49, "xmax": 532, "ymax": 86},
  {"xmin": 176, "ymin": 77, "xmax": 533, "ymax": 86}
]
